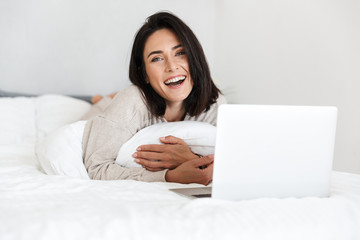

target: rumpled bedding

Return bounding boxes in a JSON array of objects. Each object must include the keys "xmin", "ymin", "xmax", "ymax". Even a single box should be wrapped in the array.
[
  {"xmin": 0, "ymin": 144, "xmax": 360, "ymax": 240},
  {"xmin": 0, "ymin": 95, "xmax": 360, "ymax": 240}
]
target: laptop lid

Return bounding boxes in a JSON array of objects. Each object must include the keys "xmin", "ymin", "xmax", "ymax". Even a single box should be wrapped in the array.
[{"xmin": 211, "ymin": 104, "xmax": 337, "ymax": 201}]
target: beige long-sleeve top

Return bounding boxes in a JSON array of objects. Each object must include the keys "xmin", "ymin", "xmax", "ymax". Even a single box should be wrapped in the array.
[{"xmin": 82, "ymin": 85, "xmax": 226, "ymax": 182}]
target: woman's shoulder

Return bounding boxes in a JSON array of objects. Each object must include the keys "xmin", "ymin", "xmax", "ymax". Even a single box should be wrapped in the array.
[
  {"xmin": 216, "ymin": 93, "xmax": 227, "ymax": 105},
  {"xmin": 206, "ymin": 93, "xmax": 227, "ymax": 116}
]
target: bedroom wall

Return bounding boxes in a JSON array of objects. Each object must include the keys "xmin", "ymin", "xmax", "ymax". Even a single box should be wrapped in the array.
[
  {"xmin": 1, "ymin": 0, "xmax": 359, "ymax": 174},
  {"xmin": 0, "ymin": 0, "xmax": 216, "ymax": 95},
  {"xmin": 213, "ymin": 0, "xmax": 360, "ymax": 174}
]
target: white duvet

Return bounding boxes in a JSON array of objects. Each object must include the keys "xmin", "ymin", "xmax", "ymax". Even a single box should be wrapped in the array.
[
  {"xmin": 1, "ymin": 95, "xmax": 360, "ymax": 240},
  {"xmin": 1, "ymin": 144, "xmax": 360, "ymax": 240}
]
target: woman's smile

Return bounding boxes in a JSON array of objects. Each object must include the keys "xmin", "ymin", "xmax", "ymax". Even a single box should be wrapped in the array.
[{"xmin": 164, "ymin": 75, "xmax": 186, "ymax": 88}]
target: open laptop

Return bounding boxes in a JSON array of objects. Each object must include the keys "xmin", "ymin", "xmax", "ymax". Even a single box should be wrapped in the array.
[{"xmin": 170, "ymin": 104, "xmax": 338, "ymax": 200}]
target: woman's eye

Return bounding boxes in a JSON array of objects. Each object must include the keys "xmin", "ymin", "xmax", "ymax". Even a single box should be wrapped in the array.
[
  {"xmin": 176, "ymin": 51, "xmax": 186, "ymax": 56},
  {"xmin": 151, "ymin": 57, "xmax": 162, "ymax": 62}
]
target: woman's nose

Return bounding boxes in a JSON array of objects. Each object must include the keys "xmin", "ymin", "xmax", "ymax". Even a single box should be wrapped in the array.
[{"xmin": 165, "ymin": 58, "xmax": 179, "ymax": 72}]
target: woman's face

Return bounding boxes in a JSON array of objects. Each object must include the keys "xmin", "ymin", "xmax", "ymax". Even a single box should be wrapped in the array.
[{"xmin": 143, "ymin": 28, "xmax": 193, "ymax": 107}]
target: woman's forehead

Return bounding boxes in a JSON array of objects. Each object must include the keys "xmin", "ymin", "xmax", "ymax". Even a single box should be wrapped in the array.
[{"xmin": 143, "ymin": 29, "xmax": 181, "ymax": 55}]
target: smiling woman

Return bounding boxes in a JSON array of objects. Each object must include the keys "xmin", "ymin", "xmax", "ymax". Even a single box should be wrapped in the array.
[
  {"xmin": 143, "ymin": 28, "xmax": 193, "ymax": 121},
  {"xmin": 82, "ymin": 11, "xmax": 226, "ymax": 184}
]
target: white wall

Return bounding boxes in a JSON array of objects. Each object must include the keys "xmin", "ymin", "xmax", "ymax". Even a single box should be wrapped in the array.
[
  {"xmin": 1, "ymin": 0, "xmax": 359, "ymax": 174},
  {"xmin": 213, "ymin": 0, "xmax": 360, "ymax": 174},
  {"xmin": 0, "ymin": 0, "xmax": 216, "ymax": 95}
]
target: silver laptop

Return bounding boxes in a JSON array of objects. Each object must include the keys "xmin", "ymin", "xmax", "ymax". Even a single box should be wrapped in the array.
[{"xmin": 170, "ymin": 104, "xmax": 338, "ymax": 200}]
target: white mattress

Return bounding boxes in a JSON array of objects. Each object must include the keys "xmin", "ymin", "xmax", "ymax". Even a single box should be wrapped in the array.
[{"xmin": 1, "ymin": 144, "xmax": 359, "ymax": 240}]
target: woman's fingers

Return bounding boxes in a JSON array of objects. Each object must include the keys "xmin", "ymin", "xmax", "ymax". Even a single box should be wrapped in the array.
[
  {"xmin": 134, "ymin": 158, "xmax": 171, "ymax": 169},
  {"xmin": 134, "ymin": 136, "xmax": 201, "ymax": 170},
  {"xmin": 136, "ymin": 135, "xmax": 185, "ymax": 152},
  {"xmin": 136, "ymin": 144, "xmax": 166, "ymax": 152},
  {"xmin": 192, "ymin": 154, "xmax": 214, "ymax": 168},
  {"xmin": 159, "ymin": 135, "xmax": 185, "ymax": 144},
  {"xmin": 133, "ymin": 151, "xmax": 167, "ymax": 162},
  {"xmin": 133, "ymin": 151, "xmax": 174, "ymax": 169},
  {"xmin": 135, "ymin": 154, "xmax": 214, "ymax": 170}
]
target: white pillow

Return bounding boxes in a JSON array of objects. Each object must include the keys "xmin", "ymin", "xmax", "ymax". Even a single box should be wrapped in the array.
[
  {"xmin": 0, "ymin": 97, "xmax": 36, "ymax": 145},
  {"xmin": 36, "ymin": 121, "xmax": 90, "ymax": 179},
  {"xmin": 115, "ymin": 121, "xmax": 216, "ymax": 168},
  {"xmin": 0, "ymin": 95, "xmax": 91, "ymax": 145},
  {"xmin": 35, "ymin": 94, "xmax": 91, "ymax": 140},
  {"xmin": 35, "ymin": 121, "xmax": 216, "ymax": 179}
]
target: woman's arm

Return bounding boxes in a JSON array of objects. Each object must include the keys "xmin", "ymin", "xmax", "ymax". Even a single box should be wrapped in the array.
[
  {"xmin": 83, "ymin": 115, "xmax": 212, "ymax": 184},
  {"xmin": 83, "ymin": 116, "xmax": 167, "ymax": 181},
  {"xmin": 82, "ymin": 86, "xmax": 167, "ymax": 181}
]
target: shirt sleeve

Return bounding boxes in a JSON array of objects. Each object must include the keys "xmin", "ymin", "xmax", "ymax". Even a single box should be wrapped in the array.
[{"xmin": 81, "ymin": 86, "xmax": 167, "ymax": 182}]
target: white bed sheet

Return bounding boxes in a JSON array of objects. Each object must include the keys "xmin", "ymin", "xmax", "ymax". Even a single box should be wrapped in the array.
[{"xmin": 0, "ymin": 144, "xmax": 359, "ymax": 240}]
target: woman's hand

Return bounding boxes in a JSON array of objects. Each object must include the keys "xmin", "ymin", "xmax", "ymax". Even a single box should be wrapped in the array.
[
  {"xmin": 133, "ymin": 135, "xmax": 199, "ymax": 171},
  {"xmin": 165, "ymin": 155, "xmax": 214, "ymax": 185}
]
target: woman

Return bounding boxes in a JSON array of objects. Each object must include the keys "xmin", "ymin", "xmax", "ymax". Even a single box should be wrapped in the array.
[{"xmin": 82, "ymin": 11, "xmax": 226, "ymax": 185}]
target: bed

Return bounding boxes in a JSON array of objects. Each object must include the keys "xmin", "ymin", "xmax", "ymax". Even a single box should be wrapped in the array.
[{"xmin": 0, "ymin": 94, "xmax": 360, "ymax": 240}]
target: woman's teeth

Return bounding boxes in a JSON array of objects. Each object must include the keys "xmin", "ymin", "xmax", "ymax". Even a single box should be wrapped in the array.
[{"xmin": 164, "ymin": 76, "xmax": 186, "ymax": 86}]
